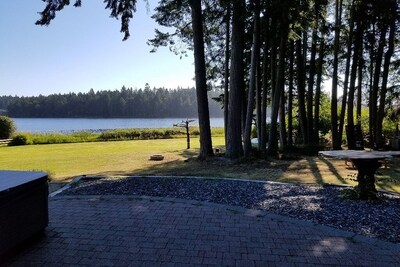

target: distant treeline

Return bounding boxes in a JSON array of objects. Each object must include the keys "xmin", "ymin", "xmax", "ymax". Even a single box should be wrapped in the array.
[{"xmin": 0, "ymin": 86, "xmax": 224, "ymax": 118}]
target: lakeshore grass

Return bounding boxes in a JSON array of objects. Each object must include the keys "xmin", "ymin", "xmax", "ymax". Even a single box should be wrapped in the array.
[
  {"xmin": 11, "ymin": 127, "xmax": 225, "ymax": 145},
  {"xmin": 1, "ymin": 136, "xmax": 400, "ymax": 193}
]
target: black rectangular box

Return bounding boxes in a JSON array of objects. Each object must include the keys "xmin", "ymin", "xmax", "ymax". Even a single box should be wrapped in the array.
[{"xmin": 0, "ymin": 171, "xmax": 48, "ymax": 257}]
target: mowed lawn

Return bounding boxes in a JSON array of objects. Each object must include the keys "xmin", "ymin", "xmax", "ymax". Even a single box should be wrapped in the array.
[
  {"xmin": 1, "ymin": 136, "xmax": 399, "ymax": 193},
  {"xmin": 0, "ymin": 137, "xmax": 224, "ymax": 180}
]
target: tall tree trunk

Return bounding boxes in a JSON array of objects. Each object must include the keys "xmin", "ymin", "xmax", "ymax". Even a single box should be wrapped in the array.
[
  {"xmin": 296, "ymin": 37, "xmax": 308, "ymax": 144},
  {"xmin": 279, "ymin": 87, "xmax": 287, "ymax": 148},
  {"xmin": 377, "ymin": 20, "xmax": 395, "ymax": 148},
  {"xmin": 356, "ymin": 46, "xmax": 363, "ymax": 124},
  {"xmin": 314, "ymin": 34, "xmax": 325, "ymax": 146},
  {"xmin": 371, "ymin": 26, "xmax": 387, "ymax": 148},
  {"xmin": 268, "ymin": 5, "xmax": 289, "ymax": 156},
  {"xmin": 189, "ymin": 0, "xmax": 213, "ymax": 159},
  {"xmin": 241, "ymin": 90, "xmax": 247, "ymax": 138},
  {"xmin": 270, "ymin": 18, "xmax": 277, "ymax": 104},
  {"xmin": 226, "ymin": 0, "xmax": 245, "ymax": 159},
  {"xmin": 331, "ymin": 0, "xmax": 343, "ymax": 149},
  {"xmin": 244, "ymin": 0, "xmax": 261, "ymax": 157},
  {"xmin": 339, "ymin": 1, "xmax": 355, "ymax": 142},
  {"xmin": 255, "ymin": 62, "xmax": 261, "ymax": 146},
  {"xmin": 347, "ymin": 22, "xmax": 363, "ymax": 149},
  {"xmin": 288, "ymin": 41, "xmax": 294, "ymax": 147},
  {"xmin": 255, "ymin": 32, "xmax": 262, "ymax": 151},
  {"xmin": 368, "ymin": 24, "xmax": 376, "ymax": 147},
  {"xmin": 223, "ymin": 4, "xmax": 231, "ymax": 146},
  {"xmin": 307, "ymin": 20, "xmax": 318, "ymax": 145},
  {"xmin": 260, "ymin": 15, "xmax": 270, "ymax": 153}
]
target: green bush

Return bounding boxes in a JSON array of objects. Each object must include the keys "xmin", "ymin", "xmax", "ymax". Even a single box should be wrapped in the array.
[
  {"xmin": 190, "ymin": 129, "xmax": 200, "ymax": 136},
  {"xmin": 251, "ymin": 126, "xmax": 257, "ymax": 138},
  {"xmin": 9, "ymin": 134, "xmax": 30, "ymax": 146},
  {"xmin": 0, "ymin": 116, "xmax": 16, "ymax": 139},
  {"xmin": 99, "ymin": 129, "xmax": 141, "ymax": 141},
  {"xmin": 98, "ymin": 128, "xmax": 184, "ymax": 141}
]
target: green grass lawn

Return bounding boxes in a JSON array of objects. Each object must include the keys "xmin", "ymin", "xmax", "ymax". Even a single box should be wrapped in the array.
[
  {"xmin": 0, "ymin": 137, "xmax": 222, "ymax": 180},
  {"xmin": 1, "ymin": 137, "xmax": 399, "ymax": 193}
]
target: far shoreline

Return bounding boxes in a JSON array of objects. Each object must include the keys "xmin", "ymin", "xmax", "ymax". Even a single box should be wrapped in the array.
[{"xmin": 12, "ymin": 117, "xmax": 226, "ymax": 134}]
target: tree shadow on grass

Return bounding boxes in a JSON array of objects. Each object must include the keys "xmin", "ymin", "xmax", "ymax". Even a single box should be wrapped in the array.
[
  {"xmin": 96, "ymin": 149, "xmax": 288, "ymax": 181},
  {"xmin": 318, "ymin": 157, "xmax": 348, "ymax": 184},
  {"xmin": 92, "ymin": 151, "xmax": 399, "ymax": 195},
  {"xmin": 306, "ymin": 157, "xmax": 324, "ymax": 184}
]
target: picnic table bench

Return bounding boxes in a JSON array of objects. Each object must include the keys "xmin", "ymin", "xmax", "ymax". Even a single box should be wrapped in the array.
[{"xmin": 319, "ymin": 150, "xmax": 400, "ymax": 199}]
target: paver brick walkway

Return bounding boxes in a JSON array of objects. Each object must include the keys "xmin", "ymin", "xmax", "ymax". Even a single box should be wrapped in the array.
[{"xmin": 5, "ymin": 195, "xmax": 400, "ymax": 266}]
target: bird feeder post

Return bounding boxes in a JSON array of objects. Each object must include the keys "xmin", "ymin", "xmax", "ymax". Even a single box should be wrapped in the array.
[
  {"xmin": 185, "ymin": 120, "xmax": 190, "ymax": 149},
  {"xmin": 173, "ymin": 119, "xmax": 195, "ymax": 149}
]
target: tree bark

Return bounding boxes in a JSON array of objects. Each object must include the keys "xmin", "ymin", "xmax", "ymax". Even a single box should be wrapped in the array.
[
  {"xmin": 377, "ymin": 20, "xmax": 395, "ymax": 148},
  {"xmin": 314, "ymin": 34, "xmax": 325, "ymax": 146},
  {"xmin": 356, "ymin": 46, "xmax": 363, "ymax": 124},
  {"xmin": 226, "ymin": 0, "xmax": 245, "ymax": 159},
  {"xmin": 307, "ymin": 19, "xmax": 318, "ymax": 145},
  {"xmin": 368, "ymin": 24, "xmax": 375, "ymax": 147},
  {"xmin": 270, "ymin": 18, "xmax": 277, "ymax": 104},
  {"xmin": 331, "ymin": 0, "xmax": 342, "ymax": 149},
  {"xmin": 268, "ymin": 5, "xmax": 289, "ymax": 156},
  {"xmin": 260, "ymin": 15, "xmax": 270, "ymax": 154},
  {"xmin": 370, "ymin": 26, "xmax": 387, "ymax": 148},
  {"xmin": 189, "ymin": 0, "xmax": 213, "ymax": 159},
  {"xmin": 288, "ymin": 41, "xmax": 294, "ymax": 147},
  {"xmin": 339, "ymin": 1, "xmax": 355, "ymax": 143},
  {"xmin": 244, "ymin": 0, "xmax": 261, "ymax": 157},
  {"xmin": 223, "ymin": 4, "xmax": 231, "ymax": 146},
  {"xmin": 279, "ymin": 86, "xmax": 287, "ymax": 149},
  {"xmin": 296, "ymin": 37, "xmax": 308, "ymax": 144},
  {"xmin": 347, "ymin": 22, "xmax": 363, "ymax": 129}
]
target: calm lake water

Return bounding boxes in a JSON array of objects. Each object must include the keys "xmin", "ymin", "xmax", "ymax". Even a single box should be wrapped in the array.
[{"xmin": 13, "ymin": 118, "xmax": 225, "ymax": 133}]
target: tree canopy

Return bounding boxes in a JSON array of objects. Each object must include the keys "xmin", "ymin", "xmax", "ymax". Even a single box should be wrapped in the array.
[{"xmin": 35, "ymin": 0, "xmax": 400, "ymax": 158}]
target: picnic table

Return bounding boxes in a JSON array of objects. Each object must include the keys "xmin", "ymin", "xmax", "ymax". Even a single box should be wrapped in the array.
[{"xmin": 319, "ymin": 150, "xmax": 400, "ymax": 199}]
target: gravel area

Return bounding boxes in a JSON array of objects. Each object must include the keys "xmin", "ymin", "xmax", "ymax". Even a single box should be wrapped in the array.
[{"xmin": 60, "ymin": 176, "xmax": 400, "ymax": 244}]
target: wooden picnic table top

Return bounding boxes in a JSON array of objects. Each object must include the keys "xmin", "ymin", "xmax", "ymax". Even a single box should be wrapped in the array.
[{"xmin": 319, "ymin": 150, "xmax": 400, "ymax": 160}]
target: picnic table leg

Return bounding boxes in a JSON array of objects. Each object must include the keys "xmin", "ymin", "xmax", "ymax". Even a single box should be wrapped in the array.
[{"xmin": 351, "ymin": 159, "xmax": 381, "ymax": 200}]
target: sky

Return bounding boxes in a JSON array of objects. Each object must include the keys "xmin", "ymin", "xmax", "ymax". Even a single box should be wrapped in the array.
[{"xmin": 0, "ymin": 0, "xmax": 195, "ymax": 97}]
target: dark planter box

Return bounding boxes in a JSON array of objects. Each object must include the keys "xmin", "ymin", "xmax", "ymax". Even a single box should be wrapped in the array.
[{"xmin": 0, "ymin": 171, "xmax": 48, "ymax": 257}]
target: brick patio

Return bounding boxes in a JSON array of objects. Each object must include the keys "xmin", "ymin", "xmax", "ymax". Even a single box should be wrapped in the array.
[{"xmin": 5, "ymin": 195, "xmax": 400, "ymax": 266}]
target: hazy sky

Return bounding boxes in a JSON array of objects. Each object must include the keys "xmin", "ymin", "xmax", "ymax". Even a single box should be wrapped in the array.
[{"xmin": 0, "ymin": 0, "xmax": 195, "ymax": 97}]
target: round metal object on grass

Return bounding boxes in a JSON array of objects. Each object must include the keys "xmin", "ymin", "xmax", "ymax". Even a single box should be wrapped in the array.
[{"xmin": 149, "ymin": 155, "xmax": 164, "ymax": 161}]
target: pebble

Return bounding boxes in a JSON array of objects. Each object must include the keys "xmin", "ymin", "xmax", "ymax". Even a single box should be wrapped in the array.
[{"xmin": 61, "ymin": 176, "xmax": 400, "ymax": 243}]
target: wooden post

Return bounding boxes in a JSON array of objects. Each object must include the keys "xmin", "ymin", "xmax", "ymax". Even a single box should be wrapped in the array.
[
  {"xmin": 186, "ymin": 120, "xmax": 190, "ymax": 149},
  {"xmin": 174, "ymin": 119, "xmax": 195, "ymax": 149}
]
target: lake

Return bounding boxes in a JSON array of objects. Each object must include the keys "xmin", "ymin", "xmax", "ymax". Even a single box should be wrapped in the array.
[{"xmin": 12, "ymin": 118, "xmax": 225, "ymax": 133}]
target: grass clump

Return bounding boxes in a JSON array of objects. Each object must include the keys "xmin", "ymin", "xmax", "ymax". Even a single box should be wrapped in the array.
[
  {"xmin": 27, "ymin": 132, "xmax": 98, "ymax": 144},
  {"xmin": 99, "ymin": 128, "xmax": 184, "ymax": 141},
  {"xmin": 98, "ymin": 127, "xmax": 226, "ymax": 141}
]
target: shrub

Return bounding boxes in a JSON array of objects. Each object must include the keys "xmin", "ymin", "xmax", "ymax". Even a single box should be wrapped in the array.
[
  {"xmin": 9, "ymin": 134, "xmax": 30, "ymax": 146},
  {"xmin": 190, "ymin": 129, "xmax": 200, "ymax": 136},
  {"xmin": 99, "ymin": 129, "xmax": 141, "ymax": 141},
  {"xmin": 251, "ymin": 126, "xmax": 257, "ymax": 138},
  {"xmin": 0, "ymin": 116, "xmax": 16, "ymax": 139}
]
